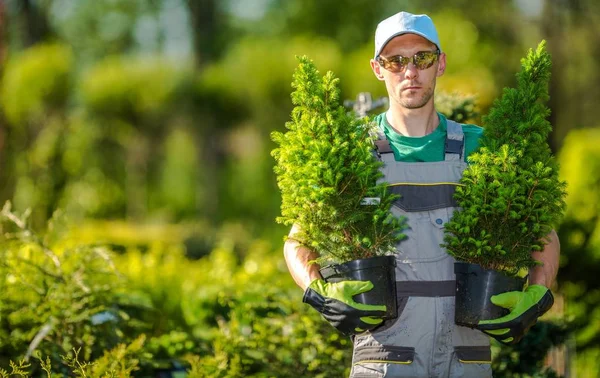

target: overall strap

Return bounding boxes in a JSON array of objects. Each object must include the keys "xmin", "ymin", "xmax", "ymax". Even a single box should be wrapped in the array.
[
  {"xmin": 445, "ymin": 119, "xmax": 465, "ymax": 161},
  {"xmin": 373, "ymin": 129, "xmax": 396, "ymax": 165},
  {"xmin": 374, "ymin": 130, "xmax": 392, "ymax": 155}
]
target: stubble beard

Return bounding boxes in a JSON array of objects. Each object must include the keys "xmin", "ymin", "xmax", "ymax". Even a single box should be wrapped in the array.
[{"xmin": 397, "ymin": 86, "xmax": 434, "ymax": 109}]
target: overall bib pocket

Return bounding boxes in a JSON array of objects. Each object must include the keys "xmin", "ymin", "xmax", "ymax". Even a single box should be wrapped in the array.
[
  {"xmin": 450, "ymin": 346, "xmax": 493, "ymax": 378},
  {"xmin": 413, "ymin": 207, "xmax": 450, "ymax": 262},
  {"xmin": 350, "ymin": 346, "xmax": 417, "ymax": 378}
]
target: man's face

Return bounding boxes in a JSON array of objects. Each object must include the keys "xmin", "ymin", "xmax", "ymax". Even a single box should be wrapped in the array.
[{"xmin": 370, "ymin": 34, "xmax": 446, "ymax": 110}]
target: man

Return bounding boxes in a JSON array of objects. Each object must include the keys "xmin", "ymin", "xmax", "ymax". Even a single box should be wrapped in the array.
[{"xmin": 284, "ymin": 11, "xmax": 560, "ymax": 378}]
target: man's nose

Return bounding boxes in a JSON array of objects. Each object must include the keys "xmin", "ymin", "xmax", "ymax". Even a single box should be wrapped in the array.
[{"xmin": 404, "ymin": 62, "xmax": 419, "ymax": 80}]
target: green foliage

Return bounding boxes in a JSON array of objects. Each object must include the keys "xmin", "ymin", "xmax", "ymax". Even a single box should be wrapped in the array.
[
  {"xmin": 0, "ymin": 336, "xmax": 146, "ymax": 377},
  {"xmin": 559, "ymin": 129, "xmax": 600, "ymax": 225},
  {"xmin": 80, "ymin": 56, "xmax": 185, "ymax": 123},
  {"xmin": 492, "ymin": 320, "xmax": 571, "ymax": 378},
  {"xmin": 0, "ymin": 211, "xmax": 352, "ymax": 376},
  {"xmin": 436, "ymin": 92, "xmax": 479, "ymax": 124},
  {"xmin": 0, "ymin": 44, "xmax": 76, "ymax": 226},
  {"xmin": 0, "ymin": 209, "xmax": 572, "ymax": 377},
  {"xmin": 0, "ymin": 202, "xmax": 129, "ymax": 371},
  {"xmin": 271, "ymin": 56, "xmax": 406, "ymax": 264},
  {"xmin": 114, "ymin": 234, "xmax": 352, "ymax": 377},
  {"xmin": 444, "ymin": 41, "xmax": 567, "ymax": 274},
  {"xmin": 2, "ymin": 2, "xmax": 597, "ymax": 376},
  {"xmin": 1, "ymin": 44, "xmax": 72, "ymax": 126},
  {"xmin": 186, "ymin": 285, "xmax": 351, "ymax": 378},
  {"xmin": 203, "ymin": 36, "xmax": 342, "ymax": 114},
  {"xmin": 47, "ymin": 0, "xmax": 160, "ymax": 64},
  {"xmin": 0, "ymin": 360, "xmax": 32, "ymax": 378},
  {"xmin": 70, "ymin": 335, "xmax": 145, "ymax": 377},
  {"xmin": 556, "ymin": 129, "xmax": 600, "ymax": 373},
  {"xmin": 156, "ymin": 128, "xmax": 201, "ymax": 217}
]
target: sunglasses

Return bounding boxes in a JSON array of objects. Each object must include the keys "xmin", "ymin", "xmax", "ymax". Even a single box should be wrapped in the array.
[{"xmin": 377, "ymin": 50, "xmax": 440, "ymax": 73}]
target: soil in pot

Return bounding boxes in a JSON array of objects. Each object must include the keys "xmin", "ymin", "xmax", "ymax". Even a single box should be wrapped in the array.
[
  {"xmin": 320, "ymin": 255, "xmax": 397, "ymax": 319},
  {"xmin": 454, "ymin": 262, "xmax": 526, "ymax": 328}
]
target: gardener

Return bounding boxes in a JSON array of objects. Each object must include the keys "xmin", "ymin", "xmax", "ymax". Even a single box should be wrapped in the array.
[{"xmin": 283, "ymin": 10, "xmax": 560, "ymax": 378}]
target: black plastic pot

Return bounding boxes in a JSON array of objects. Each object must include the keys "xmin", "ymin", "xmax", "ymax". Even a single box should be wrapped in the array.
[
  {"xmin": 320, "ymin": 255, "xmax": 397, "ymax": 319},
  {"xmin": 454, "ymin": 262, "xmax": 526, "ymax": 328}
]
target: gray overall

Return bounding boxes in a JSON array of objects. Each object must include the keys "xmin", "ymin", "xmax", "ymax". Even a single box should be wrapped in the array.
[{"xmin": 349, "ymin": 120, "xmax": 493, "ymax": 378}]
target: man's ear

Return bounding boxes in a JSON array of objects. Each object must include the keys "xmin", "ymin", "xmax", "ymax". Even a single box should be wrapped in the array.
[
  {"xmin": 370, "ymin": 59, "xmax": 385, "ymax": 81},
  {"xmin": 436, "ymin": 53, "xmax": 447, "ymax": 77}
]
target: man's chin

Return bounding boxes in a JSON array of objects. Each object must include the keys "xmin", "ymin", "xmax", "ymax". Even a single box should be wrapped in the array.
[
  {"xmin": 398, "ymin": 93, "xmax": 433, "ymax": 109},
  {"xmin": 400, "ymin": 101, "xmax": 428, "ymax": 109}
]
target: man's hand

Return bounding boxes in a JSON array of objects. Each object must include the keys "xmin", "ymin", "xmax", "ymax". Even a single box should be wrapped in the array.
[
  {"xmin": 303, "ymin": 279, "xmax": 386, "ymax": 335},
  {"xmin": 476, "ymin": 285, "xmax": 554, "ymax": 345}
]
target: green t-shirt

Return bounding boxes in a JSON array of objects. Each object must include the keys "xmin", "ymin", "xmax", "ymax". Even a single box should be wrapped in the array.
[{"xmin": 374, "ymin": 112, "xmax": 483, "ymax": 162}]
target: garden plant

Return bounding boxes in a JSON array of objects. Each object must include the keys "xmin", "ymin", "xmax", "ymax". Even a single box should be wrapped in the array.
[
  {"xmin": 443, "ymin": 41, "xmax": 567, "ymax": 276},
  {"xmin": 271, "ymin": 56, "xmax": 406, "ymax": 266}
]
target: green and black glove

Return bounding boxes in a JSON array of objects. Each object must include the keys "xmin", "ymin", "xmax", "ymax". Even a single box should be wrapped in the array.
[
  {"xmin": 303, "ymin": 279, "xmax": 386, "ymax": 335},
  {"xmin": 476, "ymin": 284, "xmax": 554, "ymax": 345}
]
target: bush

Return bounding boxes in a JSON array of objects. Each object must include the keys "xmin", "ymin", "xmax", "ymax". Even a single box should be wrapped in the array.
[
  {"xmin": 443, "ymin": 41, "xmax": 567, "ymax": 274},
  {"xmin": 0, "ymin": 199, "xmax": 566, "ymax": 377},
  {"xmin": 0, "ymin": 203, "xmax": 128, "ymax": 371},
  {"xmin": 271, "ymin": 56, "xmax": 405, "ymax": 264},
  {"xmin": 0, "ymin": 205, "xmax": 351, "ymax": 376}
]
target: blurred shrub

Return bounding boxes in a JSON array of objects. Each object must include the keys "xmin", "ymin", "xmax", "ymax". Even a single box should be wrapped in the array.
[
  {"xmin": 0, "ymin": 208, "xmax": 350, "ymax": 376},
  {"xmin": 77, "ymin": 56, "xmax": 206, "ymax": 221},
  {"xmin": 56, "ymin": 114, "xmax": 128, "ymax": 219},
  {"xmin": 203, "ymin": 36, "xmax": 342, "ymax": 114},
  {"xmin": 432, "ymin": 9, "xmax": 499, "ymax": 110},
  {"xmin": 0, "ymin": 203, "xmax": 128, "ymax": 371},
  {"xmin": 0, "ymin": 336, "xmax": 146, "ymax": 377},
  {"xmin": 156, "ymin": 127, "xmax": 200, "ymax": 217},
  {"xmin": 0, "ymin": 44, "xmax": 75, "ymax": 225},
  {"xmin": 492, "ymin": 320, "xmax": 571, "ymax": 378},
  {"xmin": 559, "ymin": 129, "xmax": 600, "ymax": 226},
  {"xmin": 436, "ymin": 91, "xmax": 479, "ymax": 124},
  {"xmin": 187, "ymin": 284, "xmax": 351, "ymax": 378},
  {"xmin": 557, "ymin": 128, "xmax": 600, "ymax": 375},
  {"xmin": 0, "ymin": 204, "xmax": 574, "ymax": 377},
  {"xmin": 80, "ymin": 56, "xmax": 186, "ymax": 124},
  {"xmin": 1, "ymin": 44, "xmax": 73, "ymax": 126}
]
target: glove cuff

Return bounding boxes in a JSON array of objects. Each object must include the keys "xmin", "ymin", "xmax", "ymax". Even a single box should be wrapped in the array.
[
  {"xmin": 537, "ymin": 289, "xmax": 554, "ymax": 316},
  {"xmin": 302, "ymin": 287, "xmax": 325, "ymax": 313}
]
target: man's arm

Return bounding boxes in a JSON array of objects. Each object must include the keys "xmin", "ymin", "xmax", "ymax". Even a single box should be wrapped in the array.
[
  {"xmin": 283, "ymin": 224, "xmax": 387, "ymax": 335},
  {"xmin": 529, "ymin": 229, "xmax": 560, "ymax": 288},
  {"xmin": 283, "ymin": 224, "xmax": 322, "ymax": 291}
]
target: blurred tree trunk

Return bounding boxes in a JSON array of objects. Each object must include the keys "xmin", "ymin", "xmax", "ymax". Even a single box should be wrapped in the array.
[
  {"xmin": 542, "ymin": 0, "xmax": 567, "ymax": 154},
  {"xmin": 126, "ymin": 132, "xmax": 149, "ymax": 220},
  {"xmin": 20, "ymin": 0, "xmax": 52, "ymax": 47},
  {"xmin": 187, "ymin": 0, "xmax": 217, "ymax": 66},
  {"xmin": 186, "ymin": 0, "xmax": 222, "ymax": 223},
  {"xmin": 543, "ymin": 0, "xmax": 600, "ymax": 153},
  {"xmin": 0, "ymin": 0, "xmax": 5, "ymax": 63},
  {"xmin": 0, "ymin": 0, "xmax": 7, "ymax": 195}
]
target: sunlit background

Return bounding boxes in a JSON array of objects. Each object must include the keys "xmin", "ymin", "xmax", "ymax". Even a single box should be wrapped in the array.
[{"xmin": 0, "ymin": 0, "xmax": 598, "ymax": 376}]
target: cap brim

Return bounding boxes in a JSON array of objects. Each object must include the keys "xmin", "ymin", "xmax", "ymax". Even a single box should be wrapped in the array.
[{"xmin": 374, "ymin": 31, "xmax": 441, "ymax": 59}]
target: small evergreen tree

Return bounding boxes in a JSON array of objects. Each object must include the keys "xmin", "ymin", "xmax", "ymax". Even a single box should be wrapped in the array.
[
  {"xmin": 271, "ymin": 56, "xmax": 406, "ymax": 265},
  {"xmin": 443, "ymin": 41, "xmax": 567, "ymax": 275}
]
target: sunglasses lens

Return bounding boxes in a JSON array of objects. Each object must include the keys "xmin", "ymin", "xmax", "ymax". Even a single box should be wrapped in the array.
[
  {"xmin": 379, "ymin": 51, "xmax": 438, "ymax": 72},
  {"xmin": 382, "ymin": 56, "xmax": 406, "ymax": 72},
  {"xmin": 414, "ymin": 51, "xmax": 438, "ymax": 70}
]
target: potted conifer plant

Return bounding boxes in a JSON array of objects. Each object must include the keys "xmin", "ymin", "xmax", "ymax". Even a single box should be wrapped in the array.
[
  {"xmin": 271, "ymin": 56, "xmax": 406, "ymax": 319},
  {"xmin": 443, "ymin": 41, "xmax": 567, "ymax": 327}
]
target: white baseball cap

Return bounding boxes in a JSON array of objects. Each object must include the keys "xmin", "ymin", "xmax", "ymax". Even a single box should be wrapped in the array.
[{"xmin": 374, "ymin": 11, "xmax": 442, "ymax": 59}]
